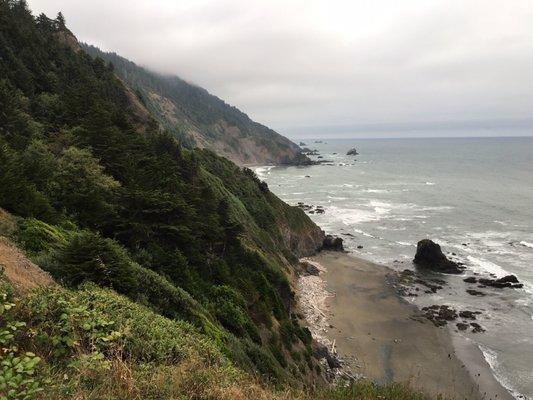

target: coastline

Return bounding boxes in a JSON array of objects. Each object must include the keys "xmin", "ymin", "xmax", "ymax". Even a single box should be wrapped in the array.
[{"xmin": 299, "ymin": 251, "xmax": 514, "ymax": 400}]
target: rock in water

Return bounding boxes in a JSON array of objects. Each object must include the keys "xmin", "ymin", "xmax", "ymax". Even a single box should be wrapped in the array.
[
  {"xmin": 346, "ymin": 148, "xmax": 359, "ymax": 155},
  {"xmin": 413, "ymin": 239, "xmax": 464, "ymax": 274},
  {"xmin": 322, "ymin": 235, "xmax": 344, "ymax": 251}
]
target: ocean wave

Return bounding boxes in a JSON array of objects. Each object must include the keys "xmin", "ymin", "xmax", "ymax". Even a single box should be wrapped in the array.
[
  {"xmin": 396, "ymin": 241, "xmax": 414, "ymax": 246},
  {"xmin": 352, "ymin": 228, "xmax": 380, "ymax": 239},
  {"xmin": 466, "ymin": 256, "xmax": 511, "ymax": 277},
  {"xmin": 362, "ymin": 188, "xmax": 389, "ymax": 193},
  {"xmin": 520, "ymin": 241, "xmax": 533, "ymax": 249},
  {"xmin": 326, "ymin": 205, "xmax": 380, "ymax": 224},
  {"xmin": 254, "ymin": 165, "xmax": 275, "ymax": 179}
]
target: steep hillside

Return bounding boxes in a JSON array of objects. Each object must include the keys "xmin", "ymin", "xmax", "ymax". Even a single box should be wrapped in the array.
[
  {"xmin": 0, "ymin": 3, "xmax": 432, "ymax": 399},
  {"xmin": 82, "ymin": 44, "xmax": 310, "ymax": 166},
  {"xmin": 0, "ymin": 0, "xmax": 324, "ymax": 385}
]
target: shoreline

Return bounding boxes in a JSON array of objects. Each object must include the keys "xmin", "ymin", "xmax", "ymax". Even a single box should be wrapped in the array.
[{"xmin": 299, "ymin": 251, "xmax": 514, "ymax": 400}]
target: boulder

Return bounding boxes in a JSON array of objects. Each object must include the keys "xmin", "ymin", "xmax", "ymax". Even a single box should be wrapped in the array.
[
  {"xmin": 322, "ymin": 235, "xmax": 344, "ymax": 251},
  {"xmin": 301, "ymin": 261, "xmax": 320, "ymax": 276},
  {"xmin": 413, "ymin": 239, "xmax": 464, "ymax": 274},
  {"xmin": 466, "ymin": 289, "xmax": 486, "ymax": 296},
  {"xmin": 346, "ymin": 148, "xmax": 359, "ymax": 156},
  {"xmin": 459, "ymin": 310, "xmax": 477, "ymax": 320}
]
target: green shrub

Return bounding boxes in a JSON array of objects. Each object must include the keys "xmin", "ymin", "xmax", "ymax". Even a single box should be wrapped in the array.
[
  {"xmin": 15, "ymin": 218, "xmax": 70, "ymax": 254},
  {"xmin": 23, "ymin": 285, "xmax": 225, "ymax": 366},
  {"xmin": 0, "ymin": 283, "xmax": 43, "ymax": 400},
  {"xmin": 45, "ymin": 230, "xmax": 137, "ymax": 292}
]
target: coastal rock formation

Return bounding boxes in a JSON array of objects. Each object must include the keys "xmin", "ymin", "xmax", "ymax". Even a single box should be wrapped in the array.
[
  {"xmin": 413, "ymin": 239, "xmax": 464, "ymax": 274},
  {"xmin": 463, "ymin": 274, "xmax": 523, "ymax": 289},
  {"xmin": 322, "ymin": 235, "xmax": 344, "ymax": 251},
  {"xmin": 297, "ymin": 202, "xmax": 326, "ymax": 214},
  {"xmin": 346, "ymin": 148, "xmax": 358, "ymax": 155}
]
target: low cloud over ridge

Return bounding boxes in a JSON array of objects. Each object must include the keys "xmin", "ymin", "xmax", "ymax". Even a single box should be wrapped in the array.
[{"xmin": 29, "ymin": 0, "xmax": 533, "ymax": 137}]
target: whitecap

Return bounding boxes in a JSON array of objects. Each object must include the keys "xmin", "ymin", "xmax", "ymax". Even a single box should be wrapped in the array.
[
  {"xmin": 520, "ymin": 241, "xmax": 533, "ymax": 249},
  {"xmin": 494, "ymin": 220, "xmax": 508, "ymax": 226},
  {"xmin": 396, "ymin": 241, "xmax": 414, "ymax": 246},
  {"xmin": 352, "ymin": 228, "xmax": 378, "ymax": 239},
  {"xmin": 425, "ymin": 181, "xmax": 436, "ymax": 185},
  {"xmin": 362, "ymin": 189, "xmax": 388, "ymax": 193},
  {"xmin": 254, "ymin": 165, "xmax": 275, "ymax": 179}
]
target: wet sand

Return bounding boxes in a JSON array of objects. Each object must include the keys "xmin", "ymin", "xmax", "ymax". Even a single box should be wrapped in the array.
[{"xmin": 308, "ymin": 252, "xmax": 513, "ymax": 400}]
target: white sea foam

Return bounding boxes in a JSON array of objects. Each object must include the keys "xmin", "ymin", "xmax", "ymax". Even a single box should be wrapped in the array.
[
  {"xmin": 254, "ymin": 165, "xmax": 275, "ymax": 179},
  {"xmin": 494, "ymin": 220, "xmax": 509, "ymax": 226},
  {"xmin": 362, "ymin": 188, "xmax": 388, "ymax": 193},
  {"xmin": 396, "ymin": 241, "xmax": 414, "ymax": 246},
  {"xmin": 425, "ymin": 181, "xmax": 436, "ymax": 185},
  {"xmin": 520, "ymin": 241, "xmax": 533, "ymax": 249},
  {"xmin": 479, "ymin": 345, "xmax": 528, "ymax": 400},
  {"xmin": 327, "ymin": 205, "xmax": 379, "ymax": 224},
  {"xmin": 467, "ymin": 256, "xmax": 510, "ymax": 277},
  {"xmin": 352, "ymin": 228, "xmax": 379, "ymax": 239}
]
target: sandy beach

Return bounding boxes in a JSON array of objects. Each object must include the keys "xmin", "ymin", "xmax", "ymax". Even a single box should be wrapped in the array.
[{"xmin": 301, "ymin": 252, "xmax": 514, "ymax": 400}]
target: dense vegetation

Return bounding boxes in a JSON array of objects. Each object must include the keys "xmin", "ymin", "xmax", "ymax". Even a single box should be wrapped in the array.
[
  {"xmin": 0, "ymin": 0, "xmax": 322, "ymax": 384},
  {"xmin": 0, "ymin": 1, "xmax": 433, "ymax": 399},
  {"xmin": 81, "ymin": 43, "xmax": 311, "ymax": 165}
]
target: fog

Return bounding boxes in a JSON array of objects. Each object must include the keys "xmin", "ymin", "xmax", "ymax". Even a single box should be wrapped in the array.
[{"xmin": 28, "ymin": 0, "xmax": 533, "ymax": 138}]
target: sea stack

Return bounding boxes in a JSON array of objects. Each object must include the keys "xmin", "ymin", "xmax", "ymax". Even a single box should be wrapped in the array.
[
  {"xmin": 347, "ymin": 148, "xmax": 359, "ymax": 155},
  {"xmin": 413, "ymin": 239, "xmax": 464, "ymax": 274}
]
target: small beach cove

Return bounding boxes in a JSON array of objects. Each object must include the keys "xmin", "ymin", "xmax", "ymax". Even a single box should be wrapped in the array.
[{"xmin": 299, "ymin": 251, "xmax": 514, "ymax": 400}]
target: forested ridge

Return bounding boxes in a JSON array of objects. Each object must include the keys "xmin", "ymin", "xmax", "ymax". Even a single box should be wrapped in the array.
[
  {"xmin": 81, "ymin": 43, "xmax": 312, "ymax": 166},
  {"xmin": 0, "ymin": 2, "xmax": 431, "ymax": 399}
]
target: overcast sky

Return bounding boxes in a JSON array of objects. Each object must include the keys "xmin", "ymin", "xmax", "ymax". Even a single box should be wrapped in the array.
[{"xmin": 28, "ymin": 0, "xmax": 533, "ymax": 138}]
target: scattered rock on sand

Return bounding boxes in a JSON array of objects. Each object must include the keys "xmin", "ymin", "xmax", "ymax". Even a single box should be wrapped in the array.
[
  {"xmin": 463, "ymin": 277, "xmax": 478, "ymax": 283},
  {"xmin": 413, "ymin": 239, "xmax": 464, "ymax": 274},
  {"xmin": 459, "ymin": 310, "xmax": 478, "ymax": 320},
  {"xmin": 470, "ymin": 323, "xmax": 485, "ymax": 333},
  {"xmin": 421, "ymin": 305, "xmax": 458, "ymax": 327},
  {"xmin": 466, "ymin": 289, "xmax": 486, "ymax": 297},
  {"xmin": 456, "ymin": 322, "xmax": 469, "ymax": 331}
]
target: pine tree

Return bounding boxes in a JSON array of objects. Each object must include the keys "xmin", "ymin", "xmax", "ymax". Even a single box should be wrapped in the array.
[{"xmin": 55, "ymin": 11, "xmax": 65, "ymax": 30}]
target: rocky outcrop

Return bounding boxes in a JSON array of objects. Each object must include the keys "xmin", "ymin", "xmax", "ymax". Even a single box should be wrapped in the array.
[
  {"xmin": 463, "ymin": 274, "xmax": 523, "ymax": 289},
  {"xmin": 279, "ymin": 219, "xmax": 325, "ymax": 258},
  {"xmin": 322, "ymin": 235, "xmax": 344, "ymax": 251},
  {"xmin": 413, "ymin": 239, "xmax": 464, "ymax": 274},
  {"xmin": 346, "ymin": 148, "xmax": 358, "ymax": 156}
]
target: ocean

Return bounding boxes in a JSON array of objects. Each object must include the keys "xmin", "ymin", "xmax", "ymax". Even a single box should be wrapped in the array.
[{"xmin": 255, "ymin": 136, "xmax": 533, "ymax": 399}]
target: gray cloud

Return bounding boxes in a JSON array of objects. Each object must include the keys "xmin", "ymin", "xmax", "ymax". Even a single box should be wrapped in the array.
[{"xmin": 28, "ymin": 0, "xmax": 533, "ymax": 138}]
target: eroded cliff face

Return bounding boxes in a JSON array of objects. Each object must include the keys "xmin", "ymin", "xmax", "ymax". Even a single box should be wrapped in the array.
[{"xmin": 278, "ymin": 218, "xmax": 325, "ymax": 259}]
